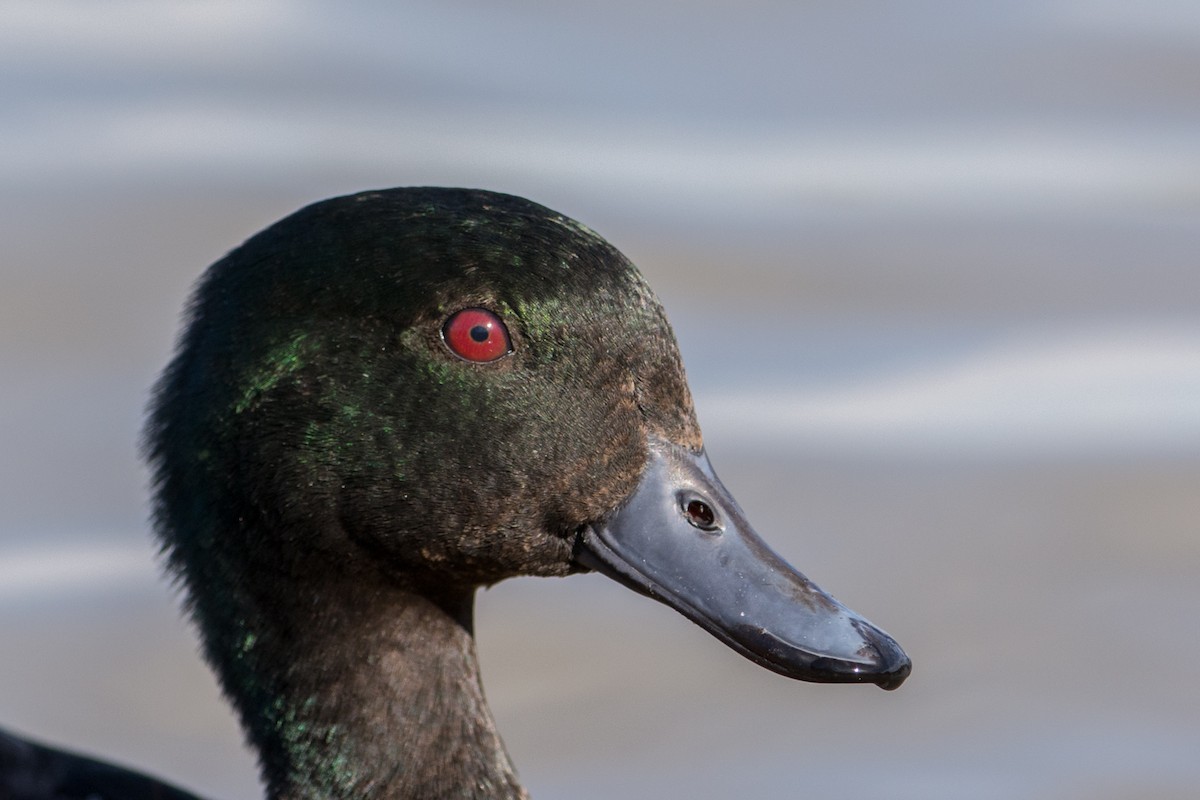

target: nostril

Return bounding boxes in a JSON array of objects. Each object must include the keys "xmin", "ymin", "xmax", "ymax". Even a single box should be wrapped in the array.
[{"xmin": 683, "ymin": 498, "xmax": 719, "ymax": 531}]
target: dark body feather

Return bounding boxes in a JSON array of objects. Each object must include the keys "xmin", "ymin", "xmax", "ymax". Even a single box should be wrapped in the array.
[{"xmin": 0, "ymin": 728, "xmax": 203, "ymax": 800}]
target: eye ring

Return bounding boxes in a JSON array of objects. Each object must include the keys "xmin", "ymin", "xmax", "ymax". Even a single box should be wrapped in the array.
[{"xmin": 442, "ymin": 308, "xmax": 512, "ymax": 363}]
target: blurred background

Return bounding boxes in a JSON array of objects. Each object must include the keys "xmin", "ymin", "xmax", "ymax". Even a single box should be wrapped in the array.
[{"xmin": 2, "ymin": 2, "xmax": 1198, "ymax": 798}]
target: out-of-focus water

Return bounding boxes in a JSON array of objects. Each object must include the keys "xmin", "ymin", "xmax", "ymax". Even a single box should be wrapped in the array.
[{"xmin": 2, "ymin": 2, "xmax": 1199, "ymax": 798}]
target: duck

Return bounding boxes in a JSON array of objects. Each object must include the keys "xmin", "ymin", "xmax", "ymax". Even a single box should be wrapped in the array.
[{"xmin": 0, "ymin": 187, "xmax": 910, "ymax": 800}]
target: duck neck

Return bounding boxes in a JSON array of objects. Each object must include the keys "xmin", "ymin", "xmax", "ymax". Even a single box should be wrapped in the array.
[{"xmin": 219, "ymin": 576, "xmax": 527, "ymax": 800}]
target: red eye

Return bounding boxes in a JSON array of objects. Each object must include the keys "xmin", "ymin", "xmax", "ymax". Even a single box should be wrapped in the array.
[{"xmin": 442, "ymin": 308, "xmax": 512, "ymax": 363}]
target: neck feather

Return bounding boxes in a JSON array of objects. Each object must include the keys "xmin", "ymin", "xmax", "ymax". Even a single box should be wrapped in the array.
[{"xmin": 205, "ymin": 572, "xmax": 527, "ymax": 800}]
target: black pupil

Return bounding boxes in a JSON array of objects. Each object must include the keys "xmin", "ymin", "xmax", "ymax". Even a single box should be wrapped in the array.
[
  {"xmin": 469, "ymin": 325, "xmax": 490, "ymax": 342},
  {"xmin": 687, "ymin": 499, "xmax": 715, "ymax": 528}
]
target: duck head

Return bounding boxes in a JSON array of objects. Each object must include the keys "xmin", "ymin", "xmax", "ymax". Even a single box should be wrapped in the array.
[{"xmin": 147, "ymin": 187, "xmax": 908, "ymax": 797}]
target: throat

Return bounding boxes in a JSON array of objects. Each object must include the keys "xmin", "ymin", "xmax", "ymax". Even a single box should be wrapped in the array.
[{"xmin": 224, "ymin": 583, "xmax": 527, "ymax": 800}]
